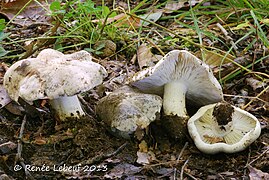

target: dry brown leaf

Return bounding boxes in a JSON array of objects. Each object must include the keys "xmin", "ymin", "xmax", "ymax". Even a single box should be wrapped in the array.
[
  {"xmin": 138, "ymin": 140, "xmax": 148, "ymax": 153},
  {"xmin": 92, "ymin": 13, "xmax": 140, "ymax": 28},
  {"xmin": 245, "ymin": 77, "xmax": 267, "ymax": 90},
  {"xmin": 0, "ymin": 141, "xmax": 17, "ymax": 154},
  {"xmin": 104, "ymin": 163, "xmax": 141, "ymax": 179},
  {"xmin": 0, "ymin": 0, "xmax": 53, "ymax": 27},
  {"xmin": 164, "ymin": 0, "xmax": 202, "ymax": 13},
  {"xmin": 137, "ymin": 43, "xmax": 163, "ymax": 69},
  {"xmin": 195, "ymin": 49, "xmax": 234, "ymax": 66},
  {"xmin": 248, "ymin": 165, "xmax": 269, "ymax": 180},
  {"xmin": 136, "ymin": 151, "xmax": 150, "ymax": 165}
]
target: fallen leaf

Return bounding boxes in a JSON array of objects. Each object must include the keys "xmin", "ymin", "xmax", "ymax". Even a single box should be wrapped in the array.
[
  {"xmin": 164, "ymin": 0, "xmax": 202, "ymax": 13},
  {"xmin": 0, "ymin": 141, "xmax": 17, "ymax": 154},
  {"xmin": 92, "ymin": 13, "xmax": 140, "ymax": 28},
  {"xmin": 93, "ymin": 40, "xmax": 117, "ymax": 58},
  {"xmin": 104, "ymin": 163, "xmax": 141, "ymax": 179},
  {"xmin": 248, "ymin": 165, "xmax": 269, "ymax": 180},
  {"xmin": 137, "ymin": 43, "xmax": 163, "ymax": 69},
  {"xmin": 195, "ymin": 49, "xmax": 234, "ymax": 66},
  {"xmin": 245, "ymin": 77, "xmax": 267, "ymax": 90},
  {"xmin": 139, "ymin": 10, "xmax": 163, "ymax": 26},
  {"xmin": 136, "ymin": 151, "xmax": 157, "ymax": 165},
  {"xmin": 136, "ymin": 151, "xmax": 150, "ymax": 165},
  {"xmin": 33, "ymin": 137, "xmax": 47, "ymax": 145},
  {"xmin": 0, "ymin": 0, "xmax": 53, "ymax": 27},
  {"xmin": 138, "ymin": 140, "xmax": 148, "ymax": 153}
]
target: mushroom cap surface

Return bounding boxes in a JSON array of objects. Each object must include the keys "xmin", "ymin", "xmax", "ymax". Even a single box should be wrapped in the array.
[
  {"xmin": 0, "ymin": 84, "xmax": 11, "ymax": 108},
  {"xmin": 129, "ymin": 50, "xmax": 223, "ymax": 106},
  {"xmin": 3, "ymin": 49, "xmax": 107, "ymax": 103},
  {"xmin": 187, "ymin": 102, "xmax": 261, "ymax": 154},
  {"xmin": 96, "ymin": 86, "xmax": 162, "ymax": 139}
]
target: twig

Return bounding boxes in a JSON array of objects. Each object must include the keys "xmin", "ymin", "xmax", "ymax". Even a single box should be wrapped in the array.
[
  {"xmin": 81, "ymin": 142, "xmax": 128, "ymax": 165},
  {"xmin": 245, "ymin": 146, "xmax": 269, "ymax": 168},
  {"xmin": 173, "ymin": 142, "xmax": 188, "ymax": 180},
  {"xmin": 16, "ymin": 115, "xmax": 27, "ymax": 160},
  {"xmin": 180, "ymin": 158, "xmax": 189, "ymax": 180},
  {"xmin": 216, "ymin": 23, "xmax": 238, "ymax": 52},
  {"xmin": 223, "ymin": 94, "xmax": 266, "ymax": 103},
  {"xmin": 184, "ymin": 171, "xmax": 198, "ymax": 180},
  {"xmin": 16, "ymin": 115, "xmax": 35, "ymax": 180},
  {"xmin": 78, "ymin": 95, "xmax": 95, "ymax": 115},
  {"xmin": 242, "ymin": 85, "xmax": 269, "ymax": 110}
]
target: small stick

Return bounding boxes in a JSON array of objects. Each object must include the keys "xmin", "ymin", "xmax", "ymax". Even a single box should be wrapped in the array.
[
  {"xmin": 16, "ymin": 115, "xmax": 35, "ymax": 180},
  {"xmin": 223, "ymin": 94, "xmax": 266, "ymax": 103},
  {"xmin": 173, "ymin": 142, "xmax": 188, "ymax": 180},
  {"xmin": 245, "ymin": 146, "xmax": 269, "ymax": 167},
  {"xmin": 180, "ymin": 158, "xmax": 189, "ymax": 180},
  {"xmin": 216, "ymin": 23, "xmax": 238, "ymax": 52},
  {"xmin": 81, "ymin": 142, "xmax": 128, "ymax": 165},
  {"xmin": 242, "ymin": 85, "xmax": 269, "ymax": 110},
  {"xmin": 78, "ymin": 95, "xmax": 95, "ymax": 115}
]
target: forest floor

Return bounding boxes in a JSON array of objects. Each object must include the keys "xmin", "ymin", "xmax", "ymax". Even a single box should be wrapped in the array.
[{"xmin": 0, "ymin": 0, "xmax": 268, "ymax": 179}]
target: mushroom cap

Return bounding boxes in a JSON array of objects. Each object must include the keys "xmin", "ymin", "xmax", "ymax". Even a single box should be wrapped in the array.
[
  {"xmin": 187, "ymin": 102, "xmax": 261, "ymax": 154},
  {"xmin": 96, "ymin": 86, "xmax": 162, "ymax": 139},
  {"xmin": 0, "ymin": 84, "xmax": 11, "ymax": 108},
  {"xmin": 128, "ymin": 50, "xmax": 223, "ymax": 106},
  {"xmin": 3, "ymin": 49, "xmax": 107, "ymax": 103}
]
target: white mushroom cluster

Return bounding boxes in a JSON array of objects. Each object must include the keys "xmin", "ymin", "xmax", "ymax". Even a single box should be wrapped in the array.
[
  {"xmin": 2, "ymin": 48, "xmax": 261, "ymax": 153},
  {"xmin": 3, "ymin": 49, "xmax": 107, "ymax": 121}
]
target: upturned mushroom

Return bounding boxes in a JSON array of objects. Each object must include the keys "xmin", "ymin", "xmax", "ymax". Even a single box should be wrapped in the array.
[
  {"xmin": 96, "ymin": 86, "xmax": 162, "ymax": 139},
  {"xmin": 128, "ymin": 50, "xmax": 223, "ymax": 139},
  {"xmin": 187, "ymin": 101, "xmax": 261, "ymax": 154},
  {"xmin": 3, "ymin": 49, "xmax": 107, "ymax": 121}
]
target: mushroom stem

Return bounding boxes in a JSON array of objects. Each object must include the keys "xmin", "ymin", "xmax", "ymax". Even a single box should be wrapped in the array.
[
  {"xmin": 163, "ymin": 81, "xmax": 188, "ymax": 117},
  {"xmin": 50, "ymin": 96, "xmax": 85, "ymax": 121}
]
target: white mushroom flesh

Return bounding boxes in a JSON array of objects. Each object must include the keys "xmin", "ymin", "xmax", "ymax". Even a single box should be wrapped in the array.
[
  {"xmin": 50, "ymin": 96, "xmax": 85, "ymax": 120},
  {"xmin": 188, "ymin": 103, "xmax": 261, "ymax": 154}
]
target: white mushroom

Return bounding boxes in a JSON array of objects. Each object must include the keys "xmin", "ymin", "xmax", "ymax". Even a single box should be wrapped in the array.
[
  {"xmin": 187, "ymin": 101, "xmax": 261, "ymax": 154},
  {"xmin": 96, "ymin": 86, "xmax": 162, "ymax": 139},
  {"xmin": 0, "ymin": 84, "xmax": 11, "ymax": 109},
  {"xmin": 129, "ymin": 50, "xmax": 223, "ymax": 117},
  {"xmin": 3, "ymin": 49, "xmax": 107, "ymax": 121},
  {"xmin": 128, "ymin": 50, "xmax": 223, "ymax": 138}
]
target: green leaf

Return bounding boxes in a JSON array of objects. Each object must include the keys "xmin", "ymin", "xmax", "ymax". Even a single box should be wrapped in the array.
[
  {"xmin": 0, "ymin": 19, "xmax": 6, "ymax": 31},
  {"xmin": 0, "ymin": 46, "xmax": 8, "ymax": 57},
  {"xmin": 102, "ymin": 6, "xmax": 110, "ymax": 17},
  {"xmin": 0, "ymin": 31, "xmax": 9, "ymax": 41},
  {"xmin": 50, "ymin": 1, "xmax": 61, "ymax": 11}
]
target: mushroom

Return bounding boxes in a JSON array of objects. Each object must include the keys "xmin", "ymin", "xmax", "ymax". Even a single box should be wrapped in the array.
[
  {"xmin": 96, "ymin": 86, "xmax": 162, "ymax": 139},
  {"xmin": 187, "ymin": 101, "xmax": 261, "ymax": 154},
  {"xmin": 0, "ymin": 84, "xmax": 11, "ymax": 109},
  {"xmin": 128, "ymin": 50, "xmax": 223, "ymax": 139},
  {"xmin": 3, "ymin": 49, "xmax": 107, "ymax": 121}
]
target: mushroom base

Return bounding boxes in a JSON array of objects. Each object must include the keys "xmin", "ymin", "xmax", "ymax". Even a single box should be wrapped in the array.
[
  {"xmin": 162, "ymin": 115, "xmax": 189, "ymax": 141},
  {"xmin": 50, "ymin": 96, "xmax": 86, "ymax": 121}
]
